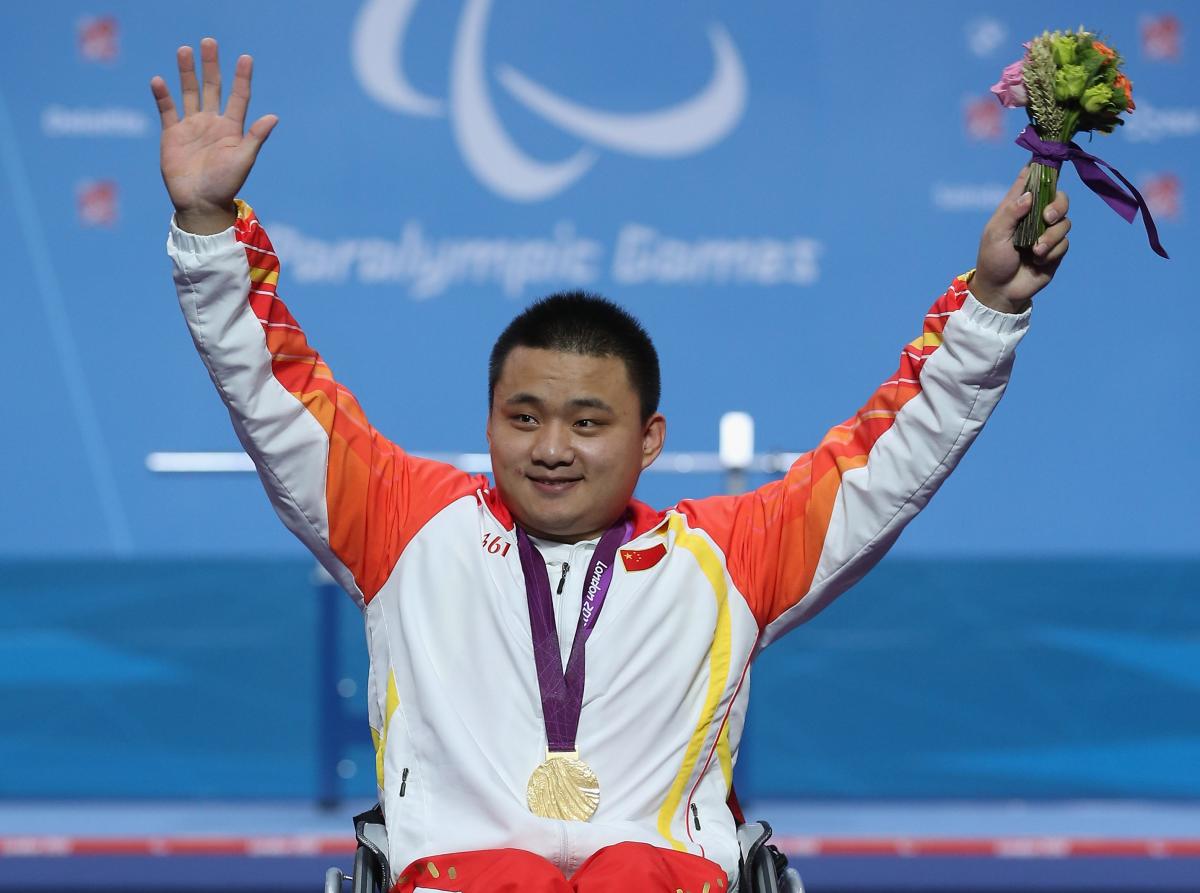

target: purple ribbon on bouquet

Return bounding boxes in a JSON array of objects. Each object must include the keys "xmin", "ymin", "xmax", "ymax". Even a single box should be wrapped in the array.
[{"xmin": 1015, "ymin": 126, "xmax": 1169, "ymax": 259}]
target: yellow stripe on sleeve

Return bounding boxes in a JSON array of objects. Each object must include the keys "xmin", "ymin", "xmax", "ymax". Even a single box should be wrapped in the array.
[
  {"xmin": 907, "ymin": 332, "xmax": 943, "ymax": 350},
  {"xmin": 248, "ymin": 266, "xmax": 280, "ymax": 286}
]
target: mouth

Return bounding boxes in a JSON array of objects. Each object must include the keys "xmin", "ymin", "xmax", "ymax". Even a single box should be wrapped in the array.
[{"xmin": 526, "ymin": 474, "xmax": 583, "ymax": 495}]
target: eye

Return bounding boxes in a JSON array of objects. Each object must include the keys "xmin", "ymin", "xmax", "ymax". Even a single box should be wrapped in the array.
[
  {"xmin": 510, "ymin": 413, "xmax": 538, "ymax": 427},
  {"xmin": 574, "ymin": 419, "xmax": 600, "ymax": 429}
]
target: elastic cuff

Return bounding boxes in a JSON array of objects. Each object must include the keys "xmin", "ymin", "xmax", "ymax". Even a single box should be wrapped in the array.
[
  {"xmin": 963, "ymin": 291, "xmax": 1031, "ymax": 334},
  {"xmin": 169, "ymin": 215, "xmax": 237, "ymax": 255}
]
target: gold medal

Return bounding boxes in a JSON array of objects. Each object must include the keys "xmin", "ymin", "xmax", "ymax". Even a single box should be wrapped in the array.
[{"xmin": 526, "ymin": 750, "xmax": 600, "ymax": 821}]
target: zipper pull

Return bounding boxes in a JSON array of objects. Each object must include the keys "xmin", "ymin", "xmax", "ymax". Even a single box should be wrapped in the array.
[
  {"xmin": 557, "ymin": 562, "xmax": 570, "ymax": 595},
  {"xmin": 691, "ymin": 803, "xmax": 701, "ymax": 830},
  {"xmin": 399, "ymin": 767, "xmax": 409, "ymax": 797}
]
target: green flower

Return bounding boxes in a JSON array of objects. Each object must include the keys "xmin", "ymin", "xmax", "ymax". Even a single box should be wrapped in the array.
[
  {"xmin": 1054, "ymin": 64, "xmax": 1088, "ymax": 100},
  {"xmin": 1081, "ymin": 83, "xmax": 1114, "ymax": 113},
  {"xmin": 1052, "ymin": 35, "xmax": 1077, "ymax": 66}
]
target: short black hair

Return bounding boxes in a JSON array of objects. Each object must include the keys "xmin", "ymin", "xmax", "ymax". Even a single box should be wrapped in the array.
[{"xmin": 489, "ymin": 291, "xmax": 661, "ymax": 422}]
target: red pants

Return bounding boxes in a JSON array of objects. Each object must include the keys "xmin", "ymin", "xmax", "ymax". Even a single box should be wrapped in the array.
[{"xmin": 390, "ymin": 842, "xmax": 729, "ymax": 892}]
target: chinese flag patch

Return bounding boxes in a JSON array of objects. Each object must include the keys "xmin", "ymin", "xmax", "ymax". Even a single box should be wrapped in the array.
[{"xmin": 621, "ymin": 543, "xmax": 667, "ymax": 572}]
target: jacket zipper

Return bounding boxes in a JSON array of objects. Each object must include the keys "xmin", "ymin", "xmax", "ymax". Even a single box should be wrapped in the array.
[
  {"xmin": 556, "ymin": 562, "xmax": 570, "ymax": 594},
  {"xmin": 691, "ymin": 803, "xmax": 701, "ymax": 830},
  {"xmin": 558, "ymin": 821, "xmax": 569, "ymax": 873}
]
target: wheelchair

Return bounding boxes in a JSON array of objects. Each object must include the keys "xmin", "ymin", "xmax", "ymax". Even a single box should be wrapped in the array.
[{"xmin": 325, "ymin": 803, "xmax": 804, "ymax": 893}]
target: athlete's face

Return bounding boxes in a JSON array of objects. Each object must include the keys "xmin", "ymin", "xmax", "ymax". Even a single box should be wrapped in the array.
[{"xmin": 487, "ymin": 347, "xmax": 665, "ymax": 543}]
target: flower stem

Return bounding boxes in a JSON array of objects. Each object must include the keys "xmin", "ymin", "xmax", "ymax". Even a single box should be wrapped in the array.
[{"xmin": 1013, "ymin": 163, "xmax": 1058, "ymax": 248}]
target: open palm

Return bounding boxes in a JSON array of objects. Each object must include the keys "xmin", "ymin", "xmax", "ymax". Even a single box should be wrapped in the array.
[{"xmin": 151, "ymin": 38, "xmax": 277, "ymax": 232}]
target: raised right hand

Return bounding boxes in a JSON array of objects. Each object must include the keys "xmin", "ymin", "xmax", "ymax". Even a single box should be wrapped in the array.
[{"xmin": 150, "ymin": 37, "xmax": 277, "ymax": 234}]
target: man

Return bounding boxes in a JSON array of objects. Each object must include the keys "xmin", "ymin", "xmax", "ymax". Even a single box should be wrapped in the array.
[{"xmin": 155, "ymin": 38, "xmax": 1070, "ymax": 892}]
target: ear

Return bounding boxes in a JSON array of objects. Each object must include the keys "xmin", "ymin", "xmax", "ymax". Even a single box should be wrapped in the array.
[{"xmin": 640, "ymin": 412, "xmax": 666, "ymax": 471}]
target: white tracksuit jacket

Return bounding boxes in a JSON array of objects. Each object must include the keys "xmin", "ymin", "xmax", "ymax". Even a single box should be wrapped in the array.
[{"xmin": 168, "ymin": 200, "xmax": 1030, "ymax": 884}]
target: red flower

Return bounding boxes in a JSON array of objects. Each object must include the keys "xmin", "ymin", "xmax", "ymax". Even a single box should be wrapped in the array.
[
  {"xmin": 1114, "ymin": 73, "xmax": 1136, "ymax": 111},
  {"xmin": 1092, "ymin": 39, "xmax": 1116, "ymax": 59}
]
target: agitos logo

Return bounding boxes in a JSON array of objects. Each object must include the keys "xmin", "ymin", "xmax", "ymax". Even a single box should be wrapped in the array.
[
  {"xmin": 964, "ymin": 95, "xmax": 1002, "ymax": 141},
  {"xmin": 78, "ymin": 16, "xmax": 118, "ymax": 63},
  {"xmin": 1141, "ymin": 14, "xmax": 1182, "ymax": 62},
  {"xmin": 77, "ymin": 180, "xmax": 118, "ymax": 227},
  {"xmin": 1143, "ymin": 172, "xmax": 1182, "ymax": 220},
  {"xmin": 352, "ymin": 0, "xmax": 747, "ymax": 202}
]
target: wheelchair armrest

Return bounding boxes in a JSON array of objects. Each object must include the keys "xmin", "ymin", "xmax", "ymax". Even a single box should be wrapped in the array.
[
  {"xmin": 352, "ymin": 840, "xmax": 384, "ymax": 893},
  {"xmin": 354, "ymin": 803, "xmax": 391, "ymax": 887},
  {"xmin": 737, "ymin": 819, "xmax": 805, "ymax": 893},
  {"xmin": 737, "ymin": 820, "xmax": 779, "ymax": 893}
]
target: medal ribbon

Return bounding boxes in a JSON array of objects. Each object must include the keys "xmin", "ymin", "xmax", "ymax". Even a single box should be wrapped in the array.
[{"xmin": 516, "ymin": 516, "xmax": 631, "ymax": 754}]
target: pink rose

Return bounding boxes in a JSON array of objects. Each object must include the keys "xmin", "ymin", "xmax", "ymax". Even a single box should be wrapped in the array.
[{"xmin": 990, "ymin": 58, "xmax": 1028, "ymax": 108}]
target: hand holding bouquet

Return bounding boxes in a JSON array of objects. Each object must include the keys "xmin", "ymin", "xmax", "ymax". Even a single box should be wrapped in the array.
[{"xmin": 991, "ymin": 29, "xmax": 1168, "ymax": 259}]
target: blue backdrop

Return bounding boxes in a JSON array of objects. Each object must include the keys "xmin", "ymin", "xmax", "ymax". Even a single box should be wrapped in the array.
[
  {"xmin": 4, "ymin": 557, "xmax": 1197, "ymax": 800},
  {"xmin": 1, "ymin": 1, "xmax": 1197, "ymax": 801},
  {"xmin": 1, "ymin": 0, "xmax": 1195, "ymax": 558}
]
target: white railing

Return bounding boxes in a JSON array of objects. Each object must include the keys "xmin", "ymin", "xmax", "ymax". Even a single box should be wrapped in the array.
[{"xmin": 146, "ymin": 414, "xmax": 803, "ymax": 491}]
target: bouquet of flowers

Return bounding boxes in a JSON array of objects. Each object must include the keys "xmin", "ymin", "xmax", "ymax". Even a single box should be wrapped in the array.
[{"xmin": 991, "ymin": 28, "xmax": 1167, "ymax": 258}]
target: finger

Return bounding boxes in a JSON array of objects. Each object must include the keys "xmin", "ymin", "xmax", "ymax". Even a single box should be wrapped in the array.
[
  {"xmin": 241, "ymin": 114, "xmax": 278, "ymax": 161},
  {"xmin": 987, "ymin": 166, "xmax": 1034, "ymax": 233},
  {"xmin": 1043, "ymin": 189, "xmax": 1070, "ymax": 225},
  {"xmin": 200, "ymin": 37, "xmax": 221, "ymax": 112},
  {"xmin": 995, "ymin": 187, "xmax": 1034, "ymax": 236},
  {"xmin": 1003, "ymin": 165, "xmax": 1032, "ymax": 203},
  {"xmin": 149, "ymin": 76, "xmax": 178, "ymax": 129},
  {"xmin": 224, "ymin": 54, "xmax": 252, "ymax": 129},
  {"xmin": 1036, "ymin": 236, "xmax": 1069, "ymax": 267},
  {"xmin": 177, "ymin": 45, "xmax": 199, "ymax": 116},
  {"xmin": 1034, "ymin": 218, "xmax": 1072, "ymax": 256}
]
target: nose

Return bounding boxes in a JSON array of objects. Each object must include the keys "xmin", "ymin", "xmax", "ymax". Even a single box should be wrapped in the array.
[{"xmin": 530, "ymin": 420, "xmax": 574, "ymax": 468}]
